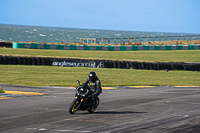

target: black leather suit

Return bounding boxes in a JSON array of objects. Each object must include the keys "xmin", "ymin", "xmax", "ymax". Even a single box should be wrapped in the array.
[{"xmin": 84, "ymin": 76, "xmax": 102, "ymax": 97}]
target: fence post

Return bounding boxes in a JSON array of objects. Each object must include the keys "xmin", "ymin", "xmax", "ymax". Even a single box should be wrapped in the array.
[
  {"xmin": 95, "ymin": 38, "xmax": 97, "ymax": 44},
  {"xmin": 134, "ymin": 37, "xmax": 136, "ymax": 44},
  {"xmin": 171, "ymin": 36, "xmax": 173, "ymax": 41},
  {"xmin": 114, "ymin": 38, "xmax": 116, "ymax": 44},
  {"xmin": 146, "ymin": 37, "xmax": 148, "ymax": 42}
]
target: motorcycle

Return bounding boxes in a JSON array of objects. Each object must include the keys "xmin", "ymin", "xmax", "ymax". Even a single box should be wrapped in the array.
[{"xmin": 69, "ymin": 80, "xmax": 100, "ymax": 114}]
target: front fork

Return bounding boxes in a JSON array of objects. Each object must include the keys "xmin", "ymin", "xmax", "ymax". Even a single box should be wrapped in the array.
[{"xmin": 76, "ymin": 96, "xmax": 84, "ymax": 109}]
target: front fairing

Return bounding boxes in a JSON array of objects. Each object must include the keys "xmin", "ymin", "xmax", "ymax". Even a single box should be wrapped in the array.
[{"xmin": 76, "ymin": 83, "xmax": 90, "ymax": 97}]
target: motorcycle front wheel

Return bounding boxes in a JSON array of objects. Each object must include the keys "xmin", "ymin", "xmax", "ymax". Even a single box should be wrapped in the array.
[
  {"xmin": 69, "ymin": 98, "xmax": 81, "ymax": 114},
  {"xmin": 88, "ymin": 97, "xmax": 99, "ymax": 113}
]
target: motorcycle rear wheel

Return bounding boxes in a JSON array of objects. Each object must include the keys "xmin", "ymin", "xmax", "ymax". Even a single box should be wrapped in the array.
[
  {"xmin": 69, "ymin": 98, "xmax": 80, "ymax": 114},
  {"xmin": 88, "ymin": 97, "xmax": 99, "ymax": 113}
]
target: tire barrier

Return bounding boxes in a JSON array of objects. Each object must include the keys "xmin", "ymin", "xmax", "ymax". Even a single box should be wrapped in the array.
[
  {"xmin": 0, "ymin": 56, "xmax": 53, "ymax": 66},
  {"xmin": 102, "ymin": 60, "xmax": 200, "ymax": 71},
  {"xmin": 0, "ymin": 55, "xmax": 200, "ymax": 71},
  {"xmin": 0, "ymin": 42, "xmax": 12, "ymax": 48}
]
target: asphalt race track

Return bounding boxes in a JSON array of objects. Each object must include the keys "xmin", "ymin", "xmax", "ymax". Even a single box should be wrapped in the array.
[{"xmin": 0, "ymin": 84, "xmax": 200, "ymax": 133}]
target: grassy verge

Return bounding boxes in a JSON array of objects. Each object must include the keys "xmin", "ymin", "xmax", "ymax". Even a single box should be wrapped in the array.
[
  {"xmin": 1, "ymin": 48, "xmax": 200, "ymax": 62},
  {"xmin": 0, "ymin": 65, "xmax": 199, "ymax": 87},
  {"xmin": 0, "ymin": 87, "xmax": 5, "ymax": 93}
]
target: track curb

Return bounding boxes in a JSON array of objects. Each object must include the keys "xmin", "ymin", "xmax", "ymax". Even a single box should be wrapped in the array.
[
  {"xmin": 0, "ymin": 90, "xmax": 47, "ymax": 100},
  {"xmin": 105, "ymin": 86, "xmax": 200, "ymax": 89}
]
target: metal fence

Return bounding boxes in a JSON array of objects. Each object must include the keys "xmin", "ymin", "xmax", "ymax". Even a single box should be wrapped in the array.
[{"xmin": 80, "ymin": 35, "xmax": 200, "ymax": 44}]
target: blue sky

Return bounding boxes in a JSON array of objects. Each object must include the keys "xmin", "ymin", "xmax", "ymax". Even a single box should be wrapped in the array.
[{"xmin": 0, "ymin": 0, "xmax": 200, "ymax": 33}]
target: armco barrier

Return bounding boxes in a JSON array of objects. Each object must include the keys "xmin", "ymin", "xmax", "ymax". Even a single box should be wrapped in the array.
[
  {"xmin": 12, "ymin": 42, "xmax": 200, "ymax": 51},
  {"xmin": 0, "ymin": 55, "xmax": 200, "ymax": 71}
]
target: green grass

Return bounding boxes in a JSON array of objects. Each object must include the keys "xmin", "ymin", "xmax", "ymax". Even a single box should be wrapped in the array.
[
  {"xmin": 0, "ymin": 48, "xmax": 200, "ymax": 87},
  {"xmin": 0, "ymin": 86, "xmax": 5, "ymax": 93},
  {"xmin": 1, "ymin": 48, "xmax": 200, "ymax": 62},
  {"xmin": 0, "ymin": 65, "xmax": 199, "ymax": 87},
  {"xmin": 0, "ymin": 88, "xmax": 5, "ymax": 93}
]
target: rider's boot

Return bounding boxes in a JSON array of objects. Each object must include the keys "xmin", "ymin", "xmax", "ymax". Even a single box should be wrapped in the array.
[{"xmin": 92, "ymin": 97, "xmax": 97, "ymax": 108}]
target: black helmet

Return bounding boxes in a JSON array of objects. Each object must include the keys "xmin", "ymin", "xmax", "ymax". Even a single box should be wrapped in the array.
[{"xmin": 89, "ymin": 71, "xmax": 96, "ymax": 82}]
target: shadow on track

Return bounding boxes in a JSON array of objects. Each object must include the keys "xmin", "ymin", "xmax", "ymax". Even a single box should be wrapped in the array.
[{"xmin": 90, "ymin": 111, "xmax": 147, "ymax": 114}]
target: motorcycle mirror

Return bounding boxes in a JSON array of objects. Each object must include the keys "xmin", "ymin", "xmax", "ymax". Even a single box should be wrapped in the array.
[{"xmin": 76, "ymin": 80, "xmax": 80, "ymax": 85}]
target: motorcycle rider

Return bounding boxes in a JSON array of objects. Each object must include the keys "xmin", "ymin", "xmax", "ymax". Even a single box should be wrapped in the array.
[{"xmin": 84, "ymin": 71, "xmax": 102, "ymax": 107}]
